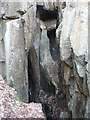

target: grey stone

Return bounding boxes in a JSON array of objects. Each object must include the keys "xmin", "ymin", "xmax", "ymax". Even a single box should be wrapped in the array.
[{"xmin": 4, "ymin": 19, "xmax": 28, "ymax": 102}]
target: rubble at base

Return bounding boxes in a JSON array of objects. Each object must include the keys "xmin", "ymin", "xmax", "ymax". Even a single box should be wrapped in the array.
[{"xmin": 0, "ymin": 75, "xmax": 45, "ymax": 119}]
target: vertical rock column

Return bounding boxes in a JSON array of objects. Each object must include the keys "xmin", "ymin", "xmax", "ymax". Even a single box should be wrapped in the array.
[
  {"xmin": 4, "ymin": 19, "xmax": 28, "ymax": 102},
  {"xmin": 0, "ymin": 18, "xmax": 6, "ymax": 79},
  {"xmin": 85, "ymin": 2, "xmax": 90, "ymax": 118},
  {"xmin": 57, "ymin": 1, "xmax": 88, "ymax": 118}
]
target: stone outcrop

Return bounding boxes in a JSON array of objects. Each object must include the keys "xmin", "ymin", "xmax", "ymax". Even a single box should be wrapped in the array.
[
  {"xmin": 57, "ymin": 1, "xmax": 88, "ymax": 118},
  {"xmin": 0, "ymin": 0, "xmax": 89, "ymax": 119}
]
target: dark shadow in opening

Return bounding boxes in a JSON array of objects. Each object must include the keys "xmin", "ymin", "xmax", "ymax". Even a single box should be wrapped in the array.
[
  {"xmin": 47, "ymin": 29, "xmax": 60, "ymax": 63},
  {"xmin": 36, "ymin": 5, "xmax": 58, "ymax": 21},
  {"xmin": 28, "ymin": 50, "xmax": 36, "ymax": 103},
  {"xmin": 40, "ymin": 65, "xmax": 56, "ymax": 95}
]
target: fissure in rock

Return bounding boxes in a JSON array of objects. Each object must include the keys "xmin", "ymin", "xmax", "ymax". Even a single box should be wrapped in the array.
[
  {"xmin": 47, "ymin": 28, "xmax": 60, "ymax": 63},
  {"xmin": 26, "ymin": 5, "xmax": 69, "ymax": 119},
  {"xmin": 28, "ymin": 50, "xmax": 36, "ymax": 103},
  {"xmin": 45, "ymin": 29, "xmax": 69, "ymax": 119}
]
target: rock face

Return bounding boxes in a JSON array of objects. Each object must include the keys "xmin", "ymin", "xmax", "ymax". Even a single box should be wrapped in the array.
[
  {"xmin": 4, "ymin": 19, "xmax": 28, "ymax": 102},
  {"xmin": 0, "ymin": 0, "xmax": 89, "ymax": 119},
  {"xmin": 58, "ymin": 1, "xmax": 88, "ymax": 118}
]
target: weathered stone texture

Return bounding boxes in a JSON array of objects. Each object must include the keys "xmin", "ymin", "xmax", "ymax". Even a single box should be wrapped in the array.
[
  {"xmin": 0, "ymin": 0, "xmax": 89, "ymax": 119},
  {"xmin": 4, "ymin": 19, "xmax": 28, "ymax": 102},
  {"xmin": 57, "ymin": 1, "xmax": 88, "ymax": 118},
  {"xmin": 0, "ymin": 18, "xmax": 5, "ymax": 79}
]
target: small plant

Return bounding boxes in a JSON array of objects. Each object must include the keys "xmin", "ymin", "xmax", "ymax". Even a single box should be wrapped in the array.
[
  {"xmin": 15, "ymin": 95, "xmax": 21, "ymax": 101},
  {"xmin": 14, "ymin": 91, "xmax": 21, "ymax": 101}
]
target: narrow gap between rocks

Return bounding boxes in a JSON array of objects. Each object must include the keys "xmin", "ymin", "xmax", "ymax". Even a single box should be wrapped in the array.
[
  {"xmin": 28, "ymin": 50, "xmax": 36, "ymax": 103},
  {"xmin": 27, "ymin": 4, "xmax": 69, "ymax": 120},
  {"xmin": 47, "ymin": 28, "xmax": 60, "ymax": 63}
]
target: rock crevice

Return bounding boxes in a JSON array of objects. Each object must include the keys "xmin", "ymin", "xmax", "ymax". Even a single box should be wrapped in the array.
[{"xmin": 0, "ymin": 1, "xmax": 89, "ymax": 119}]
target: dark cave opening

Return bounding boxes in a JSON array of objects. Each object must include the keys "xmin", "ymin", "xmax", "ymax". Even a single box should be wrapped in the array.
[
  {"xmin": 28, "ymin": 50, "xmax": 36, "ymax": 103},
  {"xmin": 36, "ymin": 5, "xmax": 58, "ymax": 22}
]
